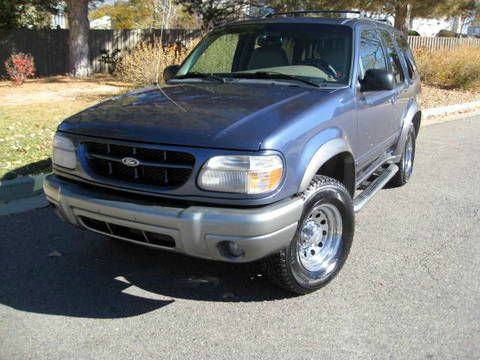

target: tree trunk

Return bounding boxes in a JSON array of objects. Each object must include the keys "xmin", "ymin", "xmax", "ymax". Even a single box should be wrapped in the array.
[
  {"xmin": 66, "ymin": 0, "xmax": 90, "ymax": 77},
  {"xmin": 406, "ymin": 4, "xmax": 413, "ymax": 29},
  {"xmin": 454, "ymin": 16, "xmax": 463, "ymax": 34},
  {"xmin": 394, "ymin": 3, "xmax": 409, "ymax": 33}
]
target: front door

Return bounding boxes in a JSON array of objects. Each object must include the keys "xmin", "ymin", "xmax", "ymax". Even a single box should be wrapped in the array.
[{"xmin": 355, "ymin": 27, "xmax": 397, "ymax": 170}]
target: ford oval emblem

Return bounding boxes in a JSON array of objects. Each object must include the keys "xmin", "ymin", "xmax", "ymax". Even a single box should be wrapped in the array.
[{"xmin": 121, "ymin": 157, "xmax": 140, "ymax": 167}]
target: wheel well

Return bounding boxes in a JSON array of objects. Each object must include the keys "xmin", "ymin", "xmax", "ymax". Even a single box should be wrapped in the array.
[
  {"xmin": 316, "ymin": 152, "xmax": 355, "ymax": 196},
  {"xmin": 412, "ymin": 111, "xmax": 421, "ymax": 137}
]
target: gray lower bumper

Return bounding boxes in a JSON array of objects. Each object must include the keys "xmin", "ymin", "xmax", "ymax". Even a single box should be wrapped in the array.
[{"xmin": 43, "ymin": 175, "xmax": 303, "ymax": 263}]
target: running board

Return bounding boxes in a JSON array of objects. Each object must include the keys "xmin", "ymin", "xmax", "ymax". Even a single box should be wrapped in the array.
[{"xmin": 353, "ymin": 164, "xmax": 399, "ymax": 213}]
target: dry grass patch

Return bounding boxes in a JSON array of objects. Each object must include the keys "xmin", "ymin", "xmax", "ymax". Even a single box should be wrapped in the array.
[
  {"xmin": 117, "ymin": 38, "xmax": 200, "ymax": 85},
  {"xmin": 415, "ymin": 46, "xmax": 480, "ymax": 91}
]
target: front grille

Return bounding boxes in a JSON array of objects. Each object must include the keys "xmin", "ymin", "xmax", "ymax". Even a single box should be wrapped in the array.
[
  {"xmin": 80, "ymin": 216, "xmax": 176, "ymax": 248},
  {"xmin": 84, "ymin": 142, "xmax": 195, "ymax": 188}
]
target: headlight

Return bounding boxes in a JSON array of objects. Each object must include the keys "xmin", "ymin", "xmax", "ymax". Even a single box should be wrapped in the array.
[
  {"xmin": 52, "ymin": 133, "xmax": 76, "ymax": 169},
  {"xmin": 198, "ymin": 155, "xmax": 283, "ymax": 194}
]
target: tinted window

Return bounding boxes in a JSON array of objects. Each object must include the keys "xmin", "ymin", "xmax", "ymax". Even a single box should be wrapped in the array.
[
  {"xmin": 359, "ymin": 29, "xmax": 387, "ymax": 79},
  {"xmin": 395, "ymin": 32, "xmax": 410, "ymax": 54},
  {"xmin": 395, "ymin": 32, "xmax": 418, "ymax": 78},
  {"xmin": 378, "ymin": 29, "xmax": 405, "ymax": 84}
]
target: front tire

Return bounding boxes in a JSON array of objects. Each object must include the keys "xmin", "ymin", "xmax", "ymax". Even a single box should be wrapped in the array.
[{"xmin": 263, "ymin": 176, "xmax": 354, "ymax": 294}]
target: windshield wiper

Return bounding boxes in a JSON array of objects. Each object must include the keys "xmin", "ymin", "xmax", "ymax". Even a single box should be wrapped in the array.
[
  {"xmin": 173, "ymin": 72, "xmax": 225, "ymax": 83},
  {"xmin": 227, "ymin": 71, "xmax": 321, "ymax": 88}
]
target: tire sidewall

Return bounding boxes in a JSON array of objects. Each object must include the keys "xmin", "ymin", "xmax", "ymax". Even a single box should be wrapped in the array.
[
  {"xmin": 401, "ymin": 126, "xmax": 416, "ymax": 184},
  {"xmin": 286, "ymin": 182, "xmax": 354, "ymax": 291}
]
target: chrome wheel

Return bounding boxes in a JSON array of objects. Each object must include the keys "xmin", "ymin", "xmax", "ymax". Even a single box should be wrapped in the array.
[
  {"xmin": 403, "ymin": 131, "xmax": 414, "ymax": 179},
  {"xmin": 265, "ymin": 175, "xmax": 354, "ymax": 294},
  {"xmin": 298, "ymin": 203, "xmax": 343, "ymax": 275}
]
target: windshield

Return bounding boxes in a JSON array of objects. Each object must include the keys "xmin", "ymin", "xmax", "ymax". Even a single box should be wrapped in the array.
[{"xmin": 176, "ymin": 23, "xmax": 353, "ymax": 86}]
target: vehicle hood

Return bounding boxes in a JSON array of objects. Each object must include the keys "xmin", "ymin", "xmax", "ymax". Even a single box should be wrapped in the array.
[{"xmin": 59, "ymin": 83, "xmax": 334, "ymax": 150}]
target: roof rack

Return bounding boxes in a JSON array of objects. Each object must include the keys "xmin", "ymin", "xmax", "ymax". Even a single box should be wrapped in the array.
[
  {"xmin": 373, "ymin": 18, "xmax": 393, "ymax": 25},
  {"xmin": 264, "ymin": 10, "xmax": 366, "ymax": 19}
]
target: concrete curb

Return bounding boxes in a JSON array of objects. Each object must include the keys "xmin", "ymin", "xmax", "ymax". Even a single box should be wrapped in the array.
[
  {"xmin": 423, "ymin": 100, "xmax": 480, "ymax": 118},
  {"xmin": 0, "ymin": 173, "xmax": 48, "ymax": 203}
]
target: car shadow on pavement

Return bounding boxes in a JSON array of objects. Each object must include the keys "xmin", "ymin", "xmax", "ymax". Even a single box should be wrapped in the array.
[
  {"xmin": 0, "ymin": 208, "xmax": 293, "ymax": 319},
  {"xmin": 1, "ymin": 159, "xmax": 51, "ymax": 180}
]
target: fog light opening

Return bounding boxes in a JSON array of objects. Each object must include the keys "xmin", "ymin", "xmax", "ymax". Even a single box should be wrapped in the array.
[{"xmin": 226, "ymin": 241, "xmax": 245, "ymax": 258}]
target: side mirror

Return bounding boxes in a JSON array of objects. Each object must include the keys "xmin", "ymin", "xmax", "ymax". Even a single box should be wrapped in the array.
[
  {"xmin": 163, "ymin": 65, "xmax": 180, "ymax": 82},
  {"xmin": 360, "ymin": 69, "xmax": 395, "ymax": 92}
]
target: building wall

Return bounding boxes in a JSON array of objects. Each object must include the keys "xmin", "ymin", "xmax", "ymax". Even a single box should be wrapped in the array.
[
  {"xmin": 52, "ymin": 11, "xmax": 67, "ymax": 29},
  {"xmin": 411, "ymin": 17, "xmax": 459, "ymax": 36},
  {"xmin": 467, "ymin": 21, "xmax": 480, "ymax": 36}
]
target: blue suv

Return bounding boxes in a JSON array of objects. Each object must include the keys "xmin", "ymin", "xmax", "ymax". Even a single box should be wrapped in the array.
[{"xmin": 44, "ymin": 11, "xmax": 422, "ymax": 294}]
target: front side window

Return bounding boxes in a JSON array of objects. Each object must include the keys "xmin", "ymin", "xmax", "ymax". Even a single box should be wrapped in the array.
[
  {"xmin": 177, "ymin": 23, "xmax": 353, "ymax": 86},
  {"xmin": 358, "ymin": 29, "xmax": 388, "ymax": 79},
  {"xmin": 378, "ymin": 29, "xmax": 405, "ymax": 84}
]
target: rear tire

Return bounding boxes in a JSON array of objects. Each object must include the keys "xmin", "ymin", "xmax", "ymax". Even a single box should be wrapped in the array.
[
  {"xmin": 263, "ymin": 175, "xmax": 354, "ymax": 294},
  {"xmin": 389, "ymin": 125, "xmax": 416, "ymax": 187}
]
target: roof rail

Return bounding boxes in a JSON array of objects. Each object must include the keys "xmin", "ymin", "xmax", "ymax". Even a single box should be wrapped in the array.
[
  {"xmin": 373, "ymin": 18, "xmax": 393, "ymax": 25},
  {"xmin": 264, "ymin": 10, "xmax": 366, "ymax": 19}
]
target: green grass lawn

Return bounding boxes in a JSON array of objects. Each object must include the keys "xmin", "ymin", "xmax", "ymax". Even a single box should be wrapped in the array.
[{"xmin": 0, "ymin": 101, "xmax": 95, "ymax": 180}]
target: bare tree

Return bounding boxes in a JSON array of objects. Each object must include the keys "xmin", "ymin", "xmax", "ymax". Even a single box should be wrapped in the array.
[
  {"xmin": 150, "ymin": 0, "xmax": 175, "ymax": 28},
  {"xmin": 179, "ymin": 0, "xmax": 257, "ymax": 30}
]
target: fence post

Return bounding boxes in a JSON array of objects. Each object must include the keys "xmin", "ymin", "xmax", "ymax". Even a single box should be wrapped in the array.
[{"xmin": 408, "ymin": 35, "xmax": 480, "ymax": 50}]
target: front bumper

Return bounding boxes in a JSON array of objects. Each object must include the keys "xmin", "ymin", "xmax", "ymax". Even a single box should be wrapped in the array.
[{"xmin": 43, "ymin": 175, "xmax": 303, "ymax": 263}]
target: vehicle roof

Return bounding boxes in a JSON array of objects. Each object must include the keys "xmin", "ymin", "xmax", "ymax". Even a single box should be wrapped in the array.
[{"xmin": 216, "ymin": 16, "xmax": 397, "ymax": 32}]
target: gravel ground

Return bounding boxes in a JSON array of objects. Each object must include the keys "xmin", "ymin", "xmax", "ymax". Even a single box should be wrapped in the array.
[
  {"xmin": 0, "ymin": 75, "xmax": 130, "ymax": 106},
  {"xmin": 422, "ymin": 85, "xmax": 480, "ymax": 109},
  {"xmin": 0, "ymin": 116, "xmax": 479, "ymax": 359}
]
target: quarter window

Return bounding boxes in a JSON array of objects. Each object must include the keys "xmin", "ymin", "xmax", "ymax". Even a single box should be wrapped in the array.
[
  {"xmin": 359, "ymin": 29, "xmax": 388, "ymax": 79},
  {"xmin": 378, "ymin": 30, "xmax": 405, "ymax": 84},
  {"xmin": 395, "ymin": 33, "xmax": 418, "ymax": 79}
]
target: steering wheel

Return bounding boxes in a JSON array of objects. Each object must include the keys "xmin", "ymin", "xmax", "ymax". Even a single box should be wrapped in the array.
[{"xmin": 301, "ymin": 58, "xmax": 339, "ymax": 80}]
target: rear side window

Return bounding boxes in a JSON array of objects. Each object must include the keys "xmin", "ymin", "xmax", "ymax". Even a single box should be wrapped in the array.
[
  {"xmin": 358, "ymin": 29, "xmax": 387, "ymax": 79},
  {"xmin": 395, "ymin": 33, "xmax": 418, "ymax": 79},
  {"xmin": 378, "ymin": 29, "xmax": 405, "ymax": 84}
]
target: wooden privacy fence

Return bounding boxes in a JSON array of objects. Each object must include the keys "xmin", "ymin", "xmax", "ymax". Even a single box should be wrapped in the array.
[
  {"xmin": 407, "ymin": 36, "xmax": 480, "ymax": 50},
  {"xmin": 0, "ymin": 28, "xmax": 201, "ymax": 77},
  {"xmin": 1, "ymin": 29, "xmax": 479, "ymax": 77}
]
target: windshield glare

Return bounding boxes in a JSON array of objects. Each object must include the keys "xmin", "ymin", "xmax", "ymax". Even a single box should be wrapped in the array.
[{"xmin": 177, "ymin": 23, "xmax": 353, "ymax": 86}]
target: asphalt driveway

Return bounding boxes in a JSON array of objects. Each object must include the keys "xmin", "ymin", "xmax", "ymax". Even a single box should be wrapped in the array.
[{"xmin": 1, "ymin": 116, "xmax": 479, "ymax": 359}]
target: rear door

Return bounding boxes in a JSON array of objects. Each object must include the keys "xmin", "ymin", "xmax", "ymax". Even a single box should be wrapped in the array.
[
  {"xmin": 355, "ymin": 26, "xmax": 397, "ymax": 169},
  {"xmin": 394, "ymin": 31, "xmax": 420, "ymax": 85},
  {"xmin": 394, "ymin": 31, "xmax": 422, "ymax": 115},
  {"xmin": 377, "ymin": 28, "xmax": 408, "ymax": 137}
]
